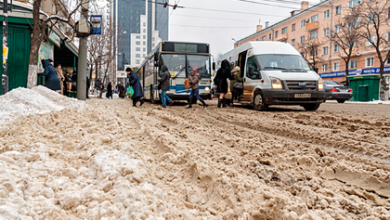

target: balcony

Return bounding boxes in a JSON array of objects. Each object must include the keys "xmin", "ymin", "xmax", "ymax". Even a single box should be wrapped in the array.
[
  {"xmin": 306, "ymin": 21, "xmax": 319, "ymax": 31},
  {"xmin": 278, "ymin": 33, "xmax": 288, "ymax": 41}
]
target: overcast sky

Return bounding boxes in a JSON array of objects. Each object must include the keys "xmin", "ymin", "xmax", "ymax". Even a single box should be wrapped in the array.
[{"xmin": 167, "ymin": 0, "xmax": 320, "ymax": 60}]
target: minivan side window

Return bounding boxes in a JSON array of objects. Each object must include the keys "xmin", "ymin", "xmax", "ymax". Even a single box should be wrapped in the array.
[{"xmin": 246, "ymin": 57, "xmax": 261, "ymax": 79}]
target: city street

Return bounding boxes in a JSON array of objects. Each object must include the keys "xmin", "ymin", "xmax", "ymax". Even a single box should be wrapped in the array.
[{"xmin": 1, "ymin": 91, "xmax": 389, "ymax": 219}]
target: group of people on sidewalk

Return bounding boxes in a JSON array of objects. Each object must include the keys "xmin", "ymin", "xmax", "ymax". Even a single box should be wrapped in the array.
[{"xmin": 38, "ymin": 59, "xmax": 90, "ymax": 98}]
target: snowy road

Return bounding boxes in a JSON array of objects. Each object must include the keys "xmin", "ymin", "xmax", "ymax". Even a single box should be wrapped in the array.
[{"xmin": 1, "ymin": 95, "xmax": 390, "ymax": 219}]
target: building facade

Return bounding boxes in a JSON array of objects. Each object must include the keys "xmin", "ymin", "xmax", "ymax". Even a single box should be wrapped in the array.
[
  {"xmin": 112, "ymin": 0, "xmax": 169, "ymax": 70},
  {"xmin": 235, "ymin": 0, "xmax": 390, "ymax": 82}
]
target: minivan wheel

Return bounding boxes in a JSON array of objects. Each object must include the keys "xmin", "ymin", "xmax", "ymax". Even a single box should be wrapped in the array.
[
  {"xmin": 253, "ymin": 91, "xmax": 268, "ymax": 111},
  {"xmin": 337, "ymin": 99, "xmax": 346, "ymax": 103},
  {"xmin": 303, "ymin": 103, "xmax": 320, "ymax": 111}
]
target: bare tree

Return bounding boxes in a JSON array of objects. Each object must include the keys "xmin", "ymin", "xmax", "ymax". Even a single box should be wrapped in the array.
[
  {"xmin": 28, "ymin": 0, "xmax": 85, "ymax": 88},
  {"xmin": 298, "ymin": 37, "xmax": 324, "ymax": 71},
  {"xmin": 356, "ymin": 0, "xmax": 390, "ymax": 89},
  {"xmin": 328, "ymin": 13, "xmax": 362, "ymax": 85}
]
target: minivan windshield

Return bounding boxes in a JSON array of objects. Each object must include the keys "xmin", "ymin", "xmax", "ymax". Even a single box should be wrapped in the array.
[{"xmin": 255, "ymin": 54, "xmax": 311, "ymax": 72}]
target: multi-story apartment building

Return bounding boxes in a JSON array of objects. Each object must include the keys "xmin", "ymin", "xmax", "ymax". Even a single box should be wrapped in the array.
[
  {"xmin": 235, "ymin": 0, "xmax": 390, "ymax": 82},
  {"xmin": 112, "ymin": 0, "xmax": 168, "ymax": 70}
]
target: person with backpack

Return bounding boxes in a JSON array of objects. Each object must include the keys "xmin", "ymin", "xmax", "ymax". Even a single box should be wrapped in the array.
[
  {"xmin": 158, "ymin": 65, "xmax": 173, "ymax": 108},
  {"xmin": 186, "ymin": 67, "xmax": 208, "ymax": 109}
]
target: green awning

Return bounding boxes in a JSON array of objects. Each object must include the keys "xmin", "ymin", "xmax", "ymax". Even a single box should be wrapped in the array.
[{"xmin": 65, "ymin": 42, "xmax": 78, "ymax": 57}]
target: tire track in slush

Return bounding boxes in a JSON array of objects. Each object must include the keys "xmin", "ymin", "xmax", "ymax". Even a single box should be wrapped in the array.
[{"xmin": 198, "ymin": 107, "xmax": 390, "ymax": 166}]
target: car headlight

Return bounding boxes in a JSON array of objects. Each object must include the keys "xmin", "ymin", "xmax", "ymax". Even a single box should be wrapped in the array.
[
  {"xmin": 205, "ymin": 86, "xmax": 210, "ymax": 92},
  {"xmin": 271, "ymin": 77, "xmax": 283, "ymax": 89},
  {"xmin": 318, "ymin": 80, "xmax": 324, "ymax": 90}
]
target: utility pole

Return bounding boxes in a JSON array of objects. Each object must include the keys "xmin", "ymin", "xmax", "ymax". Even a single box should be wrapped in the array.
[
  {"xmin": 2, "ymin": 0, "xmax": 9, "ymax": 94},
  {"xmin": 77, "ymin": 0, "xmax": 89, "ymax": 100}
]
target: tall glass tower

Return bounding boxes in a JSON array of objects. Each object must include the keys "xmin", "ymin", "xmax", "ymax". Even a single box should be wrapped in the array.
[{"xmin": 112, "ymin": 0, "xmax": 169, "ymax": 70}]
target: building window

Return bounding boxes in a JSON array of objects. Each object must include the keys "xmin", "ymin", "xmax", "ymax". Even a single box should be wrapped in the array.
[
  {"xmin": 136, "ymin": 36, "xmax": 140, "ymax": 39},
  {"xmin": 143, "ymin": 35, "xmax": 146, "ymax": 39},
  {"xmin": 136, "ymin": 41, "xmax": 141, "ymax": 45},
  {"xmin": 387, "ymin": 32, "xmax": 390, "ymax": 41},
  {"xmin": 143, "ymin": 22, "xmax": 146, "ymax": 26},
  {"xmin": 143, "ymin": 48, "xmax": 146, "ymax": 52},
  {"xmin": 269, "ymin": 33, "xmax": 273, "ymax": 40},
  {"xmin": 349, "ymin": 60, "xmax": 357, "ymax": 69},
  {"xmin": 262, "ymin": 36, "xmax": 267, "ymax": 41},
  {"xmin": 310, "ymin": 31, "xmax": 318, "ymax": 39},
  {"xmin": 143, "ymin": 42, "xmax": 146, "ymax": 45},
  {"xmin": 292, "ymin": 23, "xmax": 296, "ymax": 31},
  {"xmin": 143, "ymin": 29, "xmax": 146, "ymax": 33},
  {"xmin": 335, "ymin": 5, "xmax": 341, "ymax": 15},
  {"xmin": 334, "ymin": 43, "xmax": 340, "ymax": 52},
  {"xmin": 323, "ymin": 28, "xmax": 329, "ymax": 37},
  {"xmin": 349, "ymin": 0, "xmax": 360, "ymax": 8},
  {"xmin": 323, "ymin": 46, "xmax": 328, "ymax": 55},
  {"xmin": 136, "ymin": 60, "xmax": 140, "ymax": 64},
  {"xmin": 311, "ymin": 14, "xmax": 318, "ymax": 22},
  {"xmin": 300, "ymin": 36, "xmax": 305, "ymax": 43},
  {"xmin": 322, "ymin": 64, "xmax": 328, "ymax": 72},
  {"xmin": 282, "ymin": 27, "xmax": 288, "ymax": 34},
  {"xmin": 152, "ymin": 37, "xmax": 155, "ymax": 42},
  {"xmin": 366, "ymin": 57, "xmax": 374, "ymax": 67},
  {"xmin": 291, "ymin": 39, "xmax": 295, "ymax": 46},
  {"xmin": 310, "ymin": 50, "xmax": 318, "ymax": 57},
  {"xmin": 333, "ymin": 62, "xmax": 340, "ymax": 71},
  {"xmin": 136, "ymin": 54, "xmax": 141, "ymax": 58},
  {"xmin": 367, "ymin": 36, "xmax": 375, "ymax": 45},
  {"xmin": 275, "ymin": 31, "xmax": 279, "ymax": 38},
  {"xmin": 136, "ymin": 47, "xmax": 140, "ymax": 51},
  {"xmin": 368, "ymin": 13, "xmax": 376, "ymax": 23},
  {"xmin": 335, "ymin": 25, "xmax": 341, "ymax": 33},
  {"xmin": 386, "ymin": 57, "xmax": 390, "ymax": 65},
  {"xmin": 324, "ymin": 10, "xmax": 330, "ymax": 19},
  {"xmin": 301, "ymin": 20, "xmax": 306, "ymax": 27}
]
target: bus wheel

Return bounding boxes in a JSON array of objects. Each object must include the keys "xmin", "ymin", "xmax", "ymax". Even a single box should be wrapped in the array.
[
  {"xmin": 253, "ymin": 91, "xmax": 268, "ymax": 111},
  {"xmin": 150, "ymin": 85, "xmax": 156, "ymax": 104}
]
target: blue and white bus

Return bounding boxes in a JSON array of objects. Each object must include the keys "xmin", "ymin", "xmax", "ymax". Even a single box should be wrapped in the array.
[{"xmin": 138, "ymin": 41, "xmax": 213, "ymax": 103}]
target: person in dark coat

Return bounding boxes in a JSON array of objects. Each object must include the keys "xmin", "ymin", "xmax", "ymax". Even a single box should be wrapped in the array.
[
  {"xmin": 117, "ymin": 82, "xmax": 125, "ymax": 98},
  {"xmin": 38, "ymin": 59, "xmax": 61, "ymax": 91},
  {"xmin": 127, "ymin": 67, "xmax": 144, "ymax": 107},
  {"xmin": 71, "ymin": 71, "xmax": 77, "ymax": 92},
  {"xmin": 106, "ymin": 82, "xmax": 113, "ymax": 99},
  {"xmin": 63, "ymin": 72, "xmax": 72, "ymax": 96},
  {"xmin": 86, "ymin": 76, "xmax": 91, "ymax": 99},
  {"xmin": 214, "ymin": 59, "xmax": 234, "ymax": 108},
  {"xmin": 158, "ymin": 65, "xmax": 173, "ymax": 108}
]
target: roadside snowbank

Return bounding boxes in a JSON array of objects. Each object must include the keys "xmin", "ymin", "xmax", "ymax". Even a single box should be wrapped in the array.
[{"xmin": 0, "ymin": 86, "xmax": 82, "ymax": 125}]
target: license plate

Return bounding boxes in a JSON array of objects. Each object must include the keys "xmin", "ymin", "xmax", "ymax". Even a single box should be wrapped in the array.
[
  {"xmin": 294, "ymin": 93, "xmax": 311, "ymax": 98},
  {"xmin": 340, "ymin": 90, "xmax": 348, "ymax": 93}
]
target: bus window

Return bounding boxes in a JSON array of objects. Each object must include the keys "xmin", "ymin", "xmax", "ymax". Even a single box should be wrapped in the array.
[
  {"xmin": 186, "ymin": 55, "xmax": 211, "ymax": 79},
  {"xmin": 160, "ymin": 54, "xmax": 186, "ymax": 78}
]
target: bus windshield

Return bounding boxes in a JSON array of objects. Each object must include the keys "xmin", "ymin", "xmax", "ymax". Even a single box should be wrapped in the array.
[
  {"xmin": 256, "ymin": 54, "xmax": 311, "ymax": 72},
  {"xmin": 187, "ymin": 55, "xmax": 211, "ymax": 78},
  {"xmin": 160, "ymin": 54, "xmax": 186, "ymax": 78}
]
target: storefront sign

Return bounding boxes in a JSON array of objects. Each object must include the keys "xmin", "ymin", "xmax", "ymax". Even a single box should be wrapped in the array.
[
  {"xmin": 38, "ymin": 40, "xmax": 54, "ymax": 72},
  {"xmin": 320, "ymin": 67, "xmax": 390, "ymax": 78},
  {"xmin": 48, "ymin": 28, "xmax": 61, "ymax": 48},
  {"xmin": 116, "ymin": 71, "xmax": 127, "ymax": 78},
  {"xmin": 91, "ymin": 15, "xmax": 102, "ymax": 35},
  {"xmin": 3, "ymin": 44, "xmax": 8, "ymax": 64}
]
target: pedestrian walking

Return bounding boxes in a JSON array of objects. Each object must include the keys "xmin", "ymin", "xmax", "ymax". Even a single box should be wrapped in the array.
[
  {"xmin": 106, "ymin": 82, "xmax": 113, "ymax": 99},
  {"xmin": 86, "ymin": 76, "xmax": 90, "ymax": 99},
  {"xmin": 117, "ymin": 82, "xmax": 125, "ymax": 98},
  {"xmin": 187, "ymin": 67, "xmax": 208, "ymax": 108},
  {"xmin": 38, "ymin": 59, "xmax": 61, "ymax": 91},
  {"xmin": 71, "ymin": 71, "xmax": 77, "ymax": 93},
  {"xmin": 64, "ymin": 72, "xmax": 72, "ymax": 96},
  {"xmin": 127, "ymin": 67, "xmax": 144, "ymax": 107},
  {"xmin": 230, "ymin": 66, "xmax": 243, "ymax": 105},
  {"xmin": 158, "ymin": 65, "xmax": 173, "ymax": 108},
  {"xmin": 55, "ymin": 64, "xmax": 64, "ymax": 95},
  {"xmin": 214, "ymin": 59, "xmax": 234, "ymax": 108}
]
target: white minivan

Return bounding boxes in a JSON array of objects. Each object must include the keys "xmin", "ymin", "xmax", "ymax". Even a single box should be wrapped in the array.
[{"xmin": 221, "ymin": 41, "xmax": 325, "ymax": 111}]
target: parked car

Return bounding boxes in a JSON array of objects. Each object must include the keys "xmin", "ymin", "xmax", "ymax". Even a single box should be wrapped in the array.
[{"xmin": 324, "ymin": 80, "xmax": 353, "ymax": 103}]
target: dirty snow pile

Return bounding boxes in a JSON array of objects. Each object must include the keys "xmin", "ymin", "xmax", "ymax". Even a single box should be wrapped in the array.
[{"xmin": 0, "ymin": 86, "xmax": 82, "ymax": 125}]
